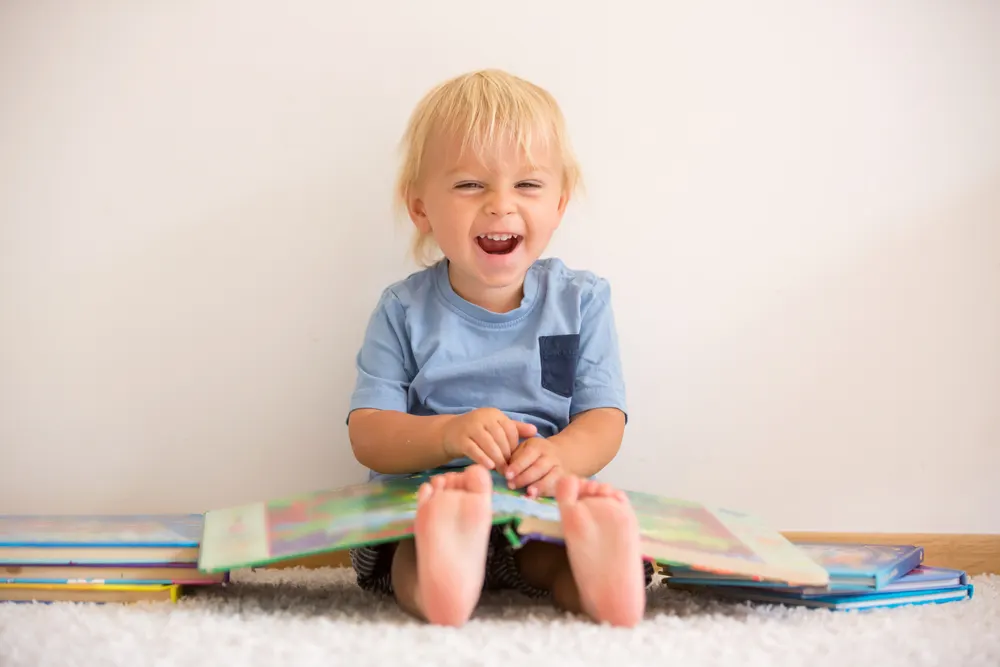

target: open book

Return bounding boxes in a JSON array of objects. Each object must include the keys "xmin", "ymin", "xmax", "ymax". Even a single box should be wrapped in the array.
[{"xmin": 198, "ymin": 469, "xmax": 829, "ymax": 587}]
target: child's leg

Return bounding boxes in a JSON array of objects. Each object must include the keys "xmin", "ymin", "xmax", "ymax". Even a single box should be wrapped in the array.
[
  {"xmin": 390, "ymin": 465, "xmax": 494, "ymax": 627},
  {"xmin": 513, "ymin": 540, "xmax": 580, "ymax": 609},
  {"xmin": 515, "ymin": 477, "xmax": 647, "ymax": 627},
  {"xmin": 556, "ymin": 477, "xmax": 647, "ymax": 626}
]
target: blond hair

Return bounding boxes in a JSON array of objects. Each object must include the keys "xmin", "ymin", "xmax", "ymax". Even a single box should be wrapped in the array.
[{"xmin": 395, "ymin": 69, "xmax": 582, "ymax": 266}]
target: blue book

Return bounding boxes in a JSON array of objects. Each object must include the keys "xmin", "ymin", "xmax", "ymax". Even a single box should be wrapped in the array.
[
  {"xmin": 0, "ymin": 515, "xmax": 203, "ymax": 565},
  {"xmin": 783, "ymin": 565, "xmax": 968, "ymax": 598},
  {"xmin": 665, "ymin": 542, "xmax": 924, "ymax": 590},
  {"xmin": 667, "ymin": 580, "xmax": 974, "ymax": 612}
]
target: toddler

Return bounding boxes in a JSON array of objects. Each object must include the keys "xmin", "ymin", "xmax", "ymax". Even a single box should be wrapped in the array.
[{"xmin": 346, "ymin": 69, "xmax": 651, "ymax": 627}]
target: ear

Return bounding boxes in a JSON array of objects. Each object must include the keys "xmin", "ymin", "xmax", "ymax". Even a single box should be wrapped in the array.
[
  {"xmin": 556, "ymin": 189, "xmax": 571, "ymax": 217},
  {"xmin": 407, "ymin": 193, "xmax": 431, "ymax": 234}
]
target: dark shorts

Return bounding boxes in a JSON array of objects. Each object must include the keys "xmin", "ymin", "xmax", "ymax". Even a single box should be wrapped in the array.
[{"xmin": 349, "ymin": 522, "xmax": 656, "ymax": 598}]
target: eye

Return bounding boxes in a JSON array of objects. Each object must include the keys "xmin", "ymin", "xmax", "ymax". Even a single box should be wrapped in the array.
[
  {"xmin": 454, "ymin": 181, "xmax": 483, "ymax": 190},
  {"xmin": 516, "ymin": 181, "xmax": 543, "ymax": 189}
]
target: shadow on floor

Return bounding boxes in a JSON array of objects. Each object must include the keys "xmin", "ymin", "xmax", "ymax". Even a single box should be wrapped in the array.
[{"xmin": 182, "ymin": 572, "xmax": 759, "ymax": 624}]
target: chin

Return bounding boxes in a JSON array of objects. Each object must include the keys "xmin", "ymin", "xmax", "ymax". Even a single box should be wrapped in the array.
[
  {"xmin": 448, "ymin": 240, "xmax": 538, "ymax": 288},
  {"xmin": 479, "ymin": 258, "xmax": 535, "ymax": 285}
]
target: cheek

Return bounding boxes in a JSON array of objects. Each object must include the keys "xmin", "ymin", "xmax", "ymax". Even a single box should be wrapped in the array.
[
  {"xmin": 426, "ymin": 199, "xmax": 478, "ymax": 244},
  {"xmin": 429, "ymin": 195, "xmax": 475, "ymax": 221},
  {"xmin": 524, "ymin": 198, "xmax": 563, "ymax": 227}
]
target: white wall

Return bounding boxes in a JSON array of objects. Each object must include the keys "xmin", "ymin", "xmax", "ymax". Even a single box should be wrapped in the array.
[{"xmin": 2, "ymin": 0, "xmax": 998, "ymax": 533}]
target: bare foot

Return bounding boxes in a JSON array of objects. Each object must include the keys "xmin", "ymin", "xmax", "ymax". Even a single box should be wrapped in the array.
[
  {"xmin": 413, "ymin": 465, "xmax": 493, "ymax": 626},
  {"xmin": 556, "ymin": 476, "xmax": 647, "ymax": 627}
]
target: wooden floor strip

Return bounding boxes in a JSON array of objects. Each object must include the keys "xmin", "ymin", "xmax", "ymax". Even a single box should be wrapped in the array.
[{"xmin": 781, "ymin": 532, "xmax": 1000, "ymax": 576}]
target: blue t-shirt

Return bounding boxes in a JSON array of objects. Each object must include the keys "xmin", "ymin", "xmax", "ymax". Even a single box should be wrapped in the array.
[{"xmin": 348, "ymin": 257, "xmax": 627, "ymax": 479}]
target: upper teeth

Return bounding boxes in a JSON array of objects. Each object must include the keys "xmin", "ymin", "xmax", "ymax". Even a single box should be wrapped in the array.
[{"xmin": 480, "ymin": 234, "xmax": 518, "ymax": 241}]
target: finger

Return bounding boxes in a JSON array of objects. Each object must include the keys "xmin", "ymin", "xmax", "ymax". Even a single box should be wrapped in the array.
[
  {"xmin": 514, "ymin": 421, "xmax": 538, "ymax": 439},
  {"xmin": 487, "ymin": 420, "xmax": 512, "ymax": 467},
  {"xmin": 500, "ymin": 419, "xmax": 519, "ymax": 459},
  {"xmin": 460, "ymin": 437, "xmax": 496, "ymax": 470},
  {"xmin": 471, "ymin": 428, "xmax": 506, "ymax": 472},
  {"xmin": 528, "ymin": 468, "xmax": 562, "ymax": 498},
  {"xmin": 511, "ymin": 456, "xmax": 554, "ymax": 490},
  {"xmin": 505, "ymin": 445, "xmax": 540, "ymax": 482}
]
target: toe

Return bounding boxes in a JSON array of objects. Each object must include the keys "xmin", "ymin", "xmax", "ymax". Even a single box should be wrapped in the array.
[
  {"xmin": 417, "ymin": 482, "xmax": 434, "ymax": 505},
  {"xmin": 591, "ymin": 482, "xmax": 614, "ymax": 497},
  {"xmin": 442, "ymin": 472, "xmax": 464, "ymax": 489},
  {"xmin": 555, "ymin": 475, "xmax": 580, "ymax": 505},
  {"xmin": 463, "ymin": 465, "xmax": 493, "ymax": 494}
]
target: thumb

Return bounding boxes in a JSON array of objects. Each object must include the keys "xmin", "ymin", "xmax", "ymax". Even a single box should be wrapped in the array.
[{"xmin": 514, "ymin": 421, "xmax": 538, "ymax": 438}]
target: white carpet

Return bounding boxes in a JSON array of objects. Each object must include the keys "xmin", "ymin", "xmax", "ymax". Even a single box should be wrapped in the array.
[{"xmin": 1, "ymin": 567, "xmax": 997, "ymax": 667}]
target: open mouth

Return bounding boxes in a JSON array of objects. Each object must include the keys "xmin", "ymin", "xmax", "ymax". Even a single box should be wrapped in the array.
[{"xmin": 476, "ymin": 233, "xmax": 522, "ymax": 255}]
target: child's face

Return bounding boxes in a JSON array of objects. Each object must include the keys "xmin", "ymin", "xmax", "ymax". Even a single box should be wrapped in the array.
[{"xmin": 408, "ymin": 131, "xmax": 568, "ymax": 299}]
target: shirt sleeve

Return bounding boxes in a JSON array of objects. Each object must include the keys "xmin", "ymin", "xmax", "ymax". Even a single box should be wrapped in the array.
[
  {"xmin": 570, "ymin": 278, "xmax": 628, "ymax": 420},
  {"xmin": 347, "ymin": 288, "xmax": 413, "ymax": 420}
]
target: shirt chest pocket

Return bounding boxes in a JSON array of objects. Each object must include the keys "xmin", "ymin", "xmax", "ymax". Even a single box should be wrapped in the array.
[{"xmin": 538, "ymin": 334, "xmax": 581, "ymax": 399}]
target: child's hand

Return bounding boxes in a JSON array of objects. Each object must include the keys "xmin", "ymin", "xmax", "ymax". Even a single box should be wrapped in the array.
[
  {"xmin": 504, "ymin": 438, "xmax": 564, "ymax": 498},
  {"xmin": 441, "ymin": 408, "xmax": 538, "ymax": 473}
]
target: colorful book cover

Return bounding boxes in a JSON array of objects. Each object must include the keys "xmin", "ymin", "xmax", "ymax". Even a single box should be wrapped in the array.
[
  {"xmin": 0, "ymin": 515, "xmax": 205, "ymax": 566},
  {"xmin": 510, "ymin": 491, "xmax": 830, "ymax": 586},
  {"xmin": 199, "ymin": 469, "xmax": 830, "ymax": 587},
  {"xmin": 0, "ymin": 515, "xmax": 203, "ymax": 548},
  {"xmin": 199, "ymin": 471, "xmax": 490, "ymax": 572},
  {"xmin": 664, "ymin": 542, "xmax": 923, "ymax": 590},
  {"xmin": 667, "ymin": 580, "xmax": 974, "ymax": 612}
]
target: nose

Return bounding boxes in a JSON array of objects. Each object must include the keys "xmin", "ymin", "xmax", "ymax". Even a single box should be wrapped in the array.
[{"xmin": 486, "ymin": 190, "xmax": 515, "ymax": 217}]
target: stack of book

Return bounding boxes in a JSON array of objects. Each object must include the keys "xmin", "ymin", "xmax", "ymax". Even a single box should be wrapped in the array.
[
  {"xmin": 662, "ymin": 542, "xmax": 975, "ymax": 612},
  {"xmin": 0, "ymin": 514, "xmax": 228, "ymax": 604}
]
